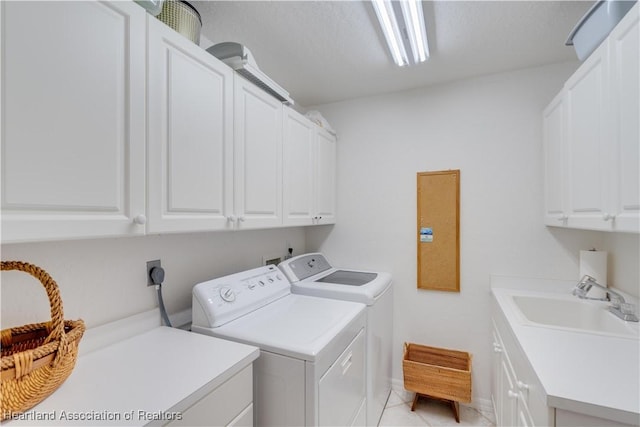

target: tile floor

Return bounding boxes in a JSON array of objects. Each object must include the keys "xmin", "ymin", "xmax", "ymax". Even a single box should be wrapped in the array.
[{"xmin": 379, "ymin": 389, "xmax": 496, "ymax": 427}]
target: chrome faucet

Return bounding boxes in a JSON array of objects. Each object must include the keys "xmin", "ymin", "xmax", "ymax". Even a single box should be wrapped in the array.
[{"xmin": 573, "ymin": 275, "xmax": 639, "ymax": 322}]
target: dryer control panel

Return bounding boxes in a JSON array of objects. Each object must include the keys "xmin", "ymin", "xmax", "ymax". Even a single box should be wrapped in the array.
[{"xmin": 192, "ymin": 265, "xmax": 290, "ymax": 328}]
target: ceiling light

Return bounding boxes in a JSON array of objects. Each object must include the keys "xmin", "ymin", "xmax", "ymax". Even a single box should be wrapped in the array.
[{"xmin": 371, "ymin": 0, "xmax": 429, "ymax": 67}]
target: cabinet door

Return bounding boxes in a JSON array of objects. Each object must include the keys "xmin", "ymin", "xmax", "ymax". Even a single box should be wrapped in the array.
[
  {"xmin": 234, "ymin": 77, "xmax": 283, "ymax": 229},
  {"xmin": 1, "ymin": 1, "xmax": 146, "ymax": 243},
  {"xmin": 500, "ymin": 355, "xmax": 518, "ymax": 427},
  {"xmin": 542, "ymin": 91, "xmax": 567, "ymax": 226},
  {"xmin": 147, "ymin": 16, "xmax": 234, "ymax": 234},
  {"xmin": 314, "ymin": 129, "xmax": 337, "ymax": 224},
  {"xmin": 282, "ymin": 107, "xmax": 315, "ymax": 226},
  {"xmin": 491, "ymin": 329, "xmax": 503, "ymax": 425},
  {"xmin": 609, "ymin": 5, "xmax": 640, "ymax": 233},
  {"xmin": 564, "ymin": 43, "xmax": 611, "ymax": 231},
  {"xmin": 516, "ymin": 404, "xmax": 534, "ymax": 427}
]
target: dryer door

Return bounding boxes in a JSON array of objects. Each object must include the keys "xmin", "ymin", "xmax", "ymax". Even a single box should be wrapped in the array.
[{"xmin": 318, "ymin": 329, "xmax": 366, "ymax": 426}]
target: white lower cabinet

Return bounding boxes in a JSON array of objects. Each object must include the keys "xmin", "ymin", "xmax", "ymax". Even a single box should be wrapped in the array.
[
  {"xmin": 282, "ymin": 107, "xmax": 337, "ymax": 226},
  {"xmin": 492, "ymin": 322, "xmax": 537, "ymax": 427},
  {"xmin": 167, "ymin": 365, "xmax": 253, "ymax": 427},
  {"xmin": 1, "ymin": 1, "xmax": 147, "ymax": 243},
  {"xmin": 146, "ymin": 15, "xmax": 234, "ymax": 234},
  {"xmin": 492, "ymin": 310, "xmax": 553, "ymax": 427}
]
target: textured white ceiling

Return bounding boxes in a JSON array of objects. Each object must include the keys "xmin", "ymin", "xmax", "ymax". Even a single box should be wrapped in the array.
[{"xmin": 192, "ymin": 1, "xmax": 592, "ymax": 107}]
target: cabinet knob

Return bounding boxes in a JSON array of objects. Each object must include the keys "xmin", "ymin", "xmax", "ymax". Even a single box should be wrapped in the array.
[
  {"xmin": 227, "ymin": 215, "xmax": 236, "ymax": 223},
  {"xmin": 603, "ymin": 213, "xmax": 616, "ymax": 221},
  {"xmin": 493, "ymin": 343, "xmax": 502, "ymax": 353},
  {"xmin": 517, "ymin": 381, "xmax": 529, "ymax": 391},
  {"xmin": 133, "ymin": 214, "xmax": 147, "ymax": 225},
  {"xmin": 507, "ymin": 390, "xmax": 519, "ymax": 399},
  {"xmin": 238, "ymin": 216, "xmax": 246, "ymax": 222},
  {"xmin": 557, "ymin": 214, "xmax": 568, "ymax": 221}
]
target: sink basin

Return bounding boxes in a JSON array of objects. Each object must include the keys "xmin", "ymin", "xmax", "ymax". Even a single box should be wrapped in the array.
[{"xmin": 511, "ymin": 295, "xmax": 639, "ymax": 339}]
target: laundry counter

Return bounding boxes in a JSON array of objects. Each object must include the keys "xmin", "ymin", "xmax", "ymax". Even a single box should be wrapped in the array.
[{"xmin": 5, "ymin": 310, "xmax": 259, "ymax": 426}]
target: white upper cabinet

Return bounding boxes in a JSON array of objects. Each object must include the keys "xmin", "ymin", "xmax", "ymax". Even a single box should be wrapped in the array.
[
  {"xmin": 608, "ymin": 6, "xmax": 639, "ymax": 233},
  {"xmin": 564, "ymin": 41, "xmax": 610, "ymax": 231},
  {"xmin": 282, "ymin": 107, "xmax": 337, "ymax": 226},
  {"xmin": 314, "ymin": 128, "xmax": 337, "ymax": 224},
  {"xmin": 543, "ymin": 3, "xmax": 639, "ymax": 233},
  {"xmin": 542, "ymin": 92, "xmax": 567, "ymax": 226},
  {"xmin": 1, "ymin": 2, "xmax": 338, "ymax": 243},
  {"xmin": 1, "ymin": 1, "xmax": 146, "ymax": 243},
  {"xmin": 146, "ymin": 16, "xmax": 234, "ymax": 234},
  {"xmin": 233, "ymin": 76, "xmax": 283, "ymax": 229},
  {"xmin": 283, "ymin": 107, "xmax": 316, "ymax": 226}
]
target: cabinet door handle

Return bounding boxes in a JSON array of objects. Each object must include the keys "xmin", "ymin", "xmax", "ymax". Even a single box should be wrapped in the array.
[
  {"xmin": 517, "ymin": 381, "xmax": 529, "ymax": 391},
  {"xmin": 507, "ymin": 390, "xmax": 519, "ymax": 399},
  {"xmin": 226, "ymin": 215, "xmax": 236, "ymax": 223},
  {"xmin": 133, "ymin": 214, "xmax": 147, "ymax": 225},
  {"xmin": 603, "ymin": 213, "xmax": 616, "ymax": 221},
  {"xmin": 557, "ymin": 214, "xmax": 568, "ymax": 221}
]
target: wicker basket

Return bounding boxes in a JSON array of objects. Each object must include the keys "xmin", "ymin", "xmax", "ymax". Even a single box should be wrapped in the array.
[
  {"xmin": 403, "ymin": 342, "xmax": 472, "ymax": 421},
  {"xmin": 156, "ymin": 0, "xmax": 202, "ymax": 44},
  {"xmin": 1, "ymin": 261, "xmax": 85, "ymax": 420}
]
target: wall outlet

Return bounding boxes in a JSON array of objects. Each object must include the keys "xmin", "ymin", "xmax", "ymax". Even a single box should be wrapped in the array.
[{"xmin": 146, "ymin": 259, "xmax": 161, "ymax": 286}]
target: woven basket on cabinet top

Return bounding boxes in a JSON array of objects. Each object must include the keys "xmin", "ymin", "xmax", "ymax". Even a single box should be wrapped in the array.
[{"xmin": 1, "ymin": 261, "xmax": 85, "ymax": 420}]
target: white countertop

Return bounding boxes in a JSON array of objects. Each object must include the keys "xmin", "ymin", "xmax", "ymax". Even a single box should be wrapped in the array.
[
  {"xmin": 491, "ymin": 276, "xmax": 640, "ymax": 425},
  {"xmin": 6, "ymin": 310, "xmax": 259, "ymax": 426}
]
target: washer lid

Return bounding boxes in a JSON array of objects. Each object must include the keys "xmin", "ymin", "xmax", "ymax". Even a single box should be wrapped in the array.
[
  {"xmin": 316, "ymin": 270, "xmax": 378, "ymax": 286},
  {"xmin": 200, "ymin": 294, "xmax": 365, "ymax": 361},
  {"xmin": 279, "ymin": 253, "xmax": 392, "ymax": 305},
  {"xmin": 292, "ymin": 268, "xmax": 392, "ymax": 305}
]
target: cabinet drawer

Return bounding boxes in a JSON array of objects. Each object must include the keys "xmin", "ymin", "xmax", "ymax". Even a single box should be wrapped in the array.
[{"xmin": 167, "ymin": 365, "xmax": 253, "ymax": 426}]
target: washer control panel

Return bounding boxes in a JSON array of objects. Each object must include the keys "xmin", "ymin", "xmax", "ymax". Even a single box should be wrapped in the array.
[
  {"xmin": 279, "ymin": 253, "xmax": 332, "ymax": 282},
  {"xmin": 192, "ymin": 265, "xmax": 290, "ymax": 328}
]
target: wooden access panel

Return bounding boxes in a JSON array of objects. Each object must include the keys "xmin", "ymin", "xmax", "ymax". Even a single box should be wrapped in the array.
[{"xmin": 417, "ymin": 170, "xmax": 460, "ymax": 292}]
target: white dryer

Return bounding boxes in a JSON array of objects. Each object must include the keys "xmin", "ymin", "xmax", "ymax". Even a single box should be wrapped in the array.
[
  {"xmin": 191, "ymin": 265, "xmax": 367, "ymax": 427},
  {"xmin": 279, "ymin": 253, "xmax": 393, "ymax": 427}
]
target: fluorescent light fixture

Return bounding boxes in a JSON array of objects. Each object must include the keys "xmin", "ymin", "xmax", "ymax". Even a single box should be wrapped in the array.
[{"xmin": 371, "ymin": 0, "xmax": 429, "ymax": 66}]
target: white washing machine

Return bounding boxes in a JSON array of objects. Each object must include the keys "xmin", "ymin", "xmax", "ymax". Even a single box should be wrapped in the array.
[
  {"xmin": 278, "ymin": 253, "xmax": 393, "ymax": 427},
  {"xmin": 191, "ymin": 265, "xmax": 367, "ymax": 427}
]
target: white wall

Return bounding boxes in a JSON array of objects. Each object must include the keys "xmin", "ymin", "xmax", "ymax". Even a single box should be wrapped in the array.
[
  {"xmin": 603, "ymin": 232, "xmax": 640, "ymax": 296},
  {"xmin": 307, "ymin": 61, "xmax": 639, "ymax": 408},
  {"xmin": 1, "ymin": 228, "xmax": 305, "ymax": 329}
]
